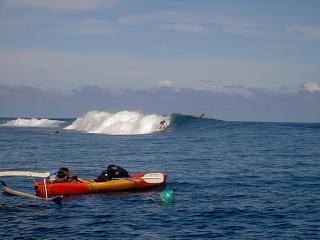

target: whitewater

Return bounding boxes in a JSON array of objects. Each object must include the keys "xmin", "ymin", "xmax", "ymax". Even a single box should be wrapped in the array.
[
  {"xmin": 1, "ymin": 118, "xmax": 64, "ymax": 127},
  {"xmin": 64, "ymin": 111, "xmax": 170, "ymax": 135},
  {"xmin": 0, "ymin": 111, "xmax": 171, "ymax": 135}
]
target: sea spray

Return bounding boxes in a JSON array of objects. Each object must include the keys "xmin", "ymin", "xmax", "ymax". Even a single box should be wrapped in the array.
[
  {"xmin": 2, "ymin": 118, "xmax": 64, "ymax": 127},
  {"xmin": 65, "ymin": 111, "xmax": 170, "ymax": 135}
]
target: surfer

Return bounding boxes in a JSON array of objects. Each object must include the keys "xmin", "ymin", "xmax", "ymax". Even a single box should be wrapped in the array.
[
  {"xmin": 159, "ymin": 120, "xmax": 167, "ymax": 129},
  {"xmin": 51, "ymin": 130, "xmax": 61, "ymax": 135},
  {"xmin": 199, "ymin": 113, "xmax": 205, "ymax": 118}
]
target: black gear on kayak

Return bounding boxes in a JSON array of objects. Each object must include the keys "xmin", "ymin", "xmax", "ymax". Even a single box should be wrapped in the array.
[
  {"xmin": 95, "ymin": 165, "xmax": 129, "ymax": 182},
  {"xmin": 54, "ymin": 167, "xmax": 78, "ymax": 183}
]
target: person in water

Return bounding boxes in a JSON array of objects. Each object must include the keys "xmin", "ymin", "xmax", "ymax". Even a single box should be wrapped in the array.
[
  {"xmin": 51, "ymin": 130, "xmax": 60, "ymax": 135},
  {"xmin": 200, "ymin": 113, "xmax": 205, "ymax": 118}
]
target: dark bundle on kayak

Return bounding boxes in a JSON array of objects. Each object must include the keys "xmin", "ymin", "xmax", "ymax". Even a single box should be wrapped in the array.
[
  {"xmin": 54, "ymin": 167, "xmax": 78, "ymax": 183},
  {"xmin": 95, "ymin": 165, "xmax": 130, "ymax": 182}
]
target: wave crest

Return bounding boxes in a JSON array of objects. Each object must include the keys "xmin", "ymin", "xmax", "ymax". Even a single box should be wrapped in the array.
[
  {"xmin": 65, "ymin": 111, "xmax": 170, "ymax": 135},
  {"xmin": 2, "ymin": 118, "xmax": 64, "ymax": 127}
]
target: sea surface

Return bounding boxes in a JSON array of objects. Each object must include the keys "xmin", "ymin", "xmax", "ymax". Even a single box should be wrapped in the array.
[{"xmin": 0, "ymin": 113, "xmax": 319, "ymax": 239}]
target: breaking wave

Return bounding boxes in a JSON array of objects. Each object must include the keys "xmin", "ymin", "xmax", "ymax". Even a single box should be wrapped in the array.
[
  {"xmin": 2, "ymin": 118, "xmax": 64, "ymax": 127},
  {"xmin": 64, "ymin": 111, "xmax": 170, "ymax": 135}
]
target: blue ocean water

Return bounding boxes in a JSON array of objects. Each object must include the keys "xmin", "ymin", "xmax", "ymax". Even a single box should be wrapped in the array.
[{"xmin": 0, "ymin": 114, "xmax": 320, "ymax": 239}]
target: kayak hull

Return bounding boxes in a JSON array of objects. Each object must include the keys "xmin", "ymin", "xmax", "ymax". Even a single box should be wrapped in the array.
[{"xmin": 34, "ymin": 173, "xmax": 167, "ymax": 197}]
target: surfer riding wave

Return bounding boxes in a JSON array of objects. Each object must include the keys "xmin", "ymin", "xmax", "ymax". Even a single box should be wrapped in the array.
[{"xmin": 159, "ymin": 119, "xmax": 168, "ymax": 130}]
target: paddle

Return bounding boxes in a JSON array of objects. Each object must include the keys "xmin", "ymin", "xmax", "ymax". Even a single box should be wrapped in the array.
[
  {"xmin": 113, "ymin": 173, "xmax": 165, "ymax": 184},
  {"xmin": 140, "ymin": 173, "xmax": 164, "ymax": 184},
  {"xmin": 1, "ymin": 180, "xmax": 63, "ymax": 204},
  {"xmin": 0, "ymin": 171, "xmax": 50, "ymax": 178}
]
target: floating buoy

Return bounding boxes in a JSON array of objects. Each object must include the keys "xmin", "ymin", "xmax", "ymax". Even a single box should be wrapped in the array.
[{"xmin": 160, "ymin": 190, "xmax": 174, "ymax": 204}]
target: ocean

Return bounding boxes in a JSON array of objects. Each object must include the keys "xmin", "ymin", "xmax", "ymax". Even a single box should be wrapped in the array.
[{"xmin": 0, "ymin": 111, "xmax": 319, "ymax": 239}]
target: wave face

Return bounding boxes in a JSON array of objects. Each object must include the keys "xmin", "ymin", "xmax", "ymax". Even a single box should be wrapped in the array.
[
  {"xmin": 2, "ymin": 118, "xmax": 64, "ymax": 127},
  {"xmin": 65, "ymin": 111, "xmax": 170, "ymax": 135}
]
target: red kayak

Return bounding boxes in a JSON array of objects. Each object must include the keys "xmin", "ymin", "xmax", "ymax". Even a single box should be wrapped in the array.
[{"xmin": 35, "ymin": 173, "xmax": 167, "ymax": 197}]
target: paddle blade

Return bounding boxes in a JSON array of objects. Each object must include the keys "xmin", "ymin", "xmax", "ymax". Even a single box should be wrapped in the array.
[
  {"xmin": 52, "ymin": 196, "xmax": 63, "ymax": 205},
  {"xmin": 141, "ymin": 173, "xmax": 164, "ymax": 184},
  {"xmin": 0, "ymin": 180, "xmax": 7, "ymax": 187},
  {"xmin": 0, "ymin": 171, "xmax": 50, "ymax": 178}
]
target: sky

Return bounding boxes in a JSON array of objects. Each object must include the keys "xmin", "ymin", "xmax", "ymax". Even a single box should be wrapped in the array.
[{"xmin": 0, "ymin": 0, "xmax": 320, "ymax": 121}]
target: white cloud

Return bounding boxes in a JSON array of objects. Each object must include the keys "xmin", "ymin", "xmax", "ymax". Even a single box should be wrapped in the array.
[
  {"xmin": 303, "ymin": 82, "xmax": 320, "ymax": 93},
  {"xmin": 161, "ymin": 24, "xmax": 208, "ymax": 33},
  {"xmin": 4, "ymin": 0, "xmax": 120, "ymax": 11},
  {"xmin": 158, "ymin": 80, "xmax": 174, "ymax": 88}
]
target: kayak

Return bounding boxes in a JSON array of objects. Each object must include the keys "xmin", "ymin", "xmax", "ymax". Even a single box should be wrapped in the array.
[{"xmin": 34, "ymin": 173, "xmax": 168, "ymax": 197}]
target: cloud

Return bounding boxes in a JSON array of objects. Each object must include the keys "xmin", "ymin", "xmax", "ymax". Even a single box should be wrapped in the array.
[
  {"xmin": 287, "ymin": 26, "xmax": 320, "ymax": 41},
  {"xmin": 200, "ymin": 79, "xmax": 224, "ymax": 84},
  {"xmin": 119, "ymin": 11, "xmax": 208, "ymax": 34},
  {"xmin": 118, "ymin": 13, "xmax": 155, "ymax": 25},
  {"xmin": 119, "ymin": 11, "xmax": 193, "ymax": 25},
  {"xmin": 211, "ymin": 15, "xmax": 276, "ymax": 37},
  {"xmin": 303, "ymin": 82, "xmax": 320, "ymax": 93},
  {"xmin": 1, "ymin": 84, "xmax": 320, "ymax": 122},
  {"xmin": 68, "ymin": 18, "xmax": 111, "ymax": 35},
  {"xmin": 119, "ymin": 11, "xmax": 279, "ymax": 38},
  {"xmin": 225, "ymin": 84, "xmax": 255, "ymax": 98},
  {"xmin": 158, "ymin": 80, "xmax": 174, "ymax": 88},
  {"xmin": 38, "ymin": 68, "xmax": 47, "ymax": 73},
  {"xmin": 1, "ymin": 48, "xmax": 320, "ymax": 92},
  {"xmin": 3, "ymin": 0, "xmax": 120, "ymax": 11},
  {"xmin": 161, "ymin": 24, "xmax": 208, "ymax": 33},
  {"xmin": 0, "ymin": 13, "xmax": 111, "ymax": 35}
]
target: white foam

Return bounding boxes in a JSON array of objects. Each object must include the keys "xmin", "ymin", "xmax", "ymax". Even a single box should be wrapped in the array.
[
  {"xmin": 2, "ymin": 118, "xmax": 64, "ymax": 127},
  {"xmin": 65, "ymin": 111, "xmax": 170, "ymax": 135}
]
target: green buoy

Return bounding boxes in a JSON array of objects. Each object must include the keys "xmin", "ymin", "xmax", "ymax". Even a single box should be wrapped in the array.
[{"xmin": 160, "ymin": 190, "xmax": 174, "ymax": 204}]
